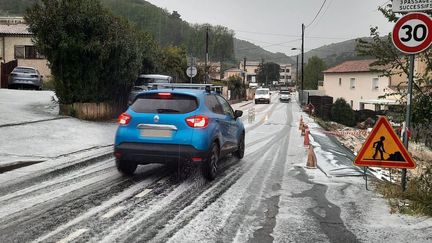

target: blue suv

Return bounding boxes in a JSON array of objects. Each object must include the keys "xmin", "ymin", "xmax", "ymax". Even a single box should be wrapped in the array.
[{"xmin": 114, "ymin": 88, "xmax": 245, "ymax": 180}]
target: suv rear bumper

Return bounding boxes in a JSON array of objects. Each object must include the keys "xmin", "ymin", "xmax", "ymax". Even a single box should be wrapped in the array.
[{"xmin": 114, "ymin": 142, "xmax": 208, "ymax": 164}]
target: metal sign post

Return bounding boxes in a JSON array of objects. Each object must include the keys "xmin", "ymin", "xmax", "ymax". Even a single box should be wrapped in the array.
[
  {"xmin": 364, "ymin": 167, "xmax": 369, "ymax": 191},
  {"xmin": 391, "ymin": 12, "xmax": 432, "ymax": 191},
  {"xmin": 401, "ymin": 54, "xmax": 415, "ymax": 191}
]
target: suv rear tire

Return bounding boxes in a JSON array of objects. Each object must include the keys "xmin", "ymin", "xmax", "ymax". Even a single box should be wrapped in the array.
[
  {"xmin": 116, "ymin": 159, "xmax": 137, "ymax": 176},
  {"xmin": 202, "ymin": 143, "xmax": 219, "ymax": 180},
  {"xmin": 233, "ymin": 133, "xmax": 245, "ymax": 159}
]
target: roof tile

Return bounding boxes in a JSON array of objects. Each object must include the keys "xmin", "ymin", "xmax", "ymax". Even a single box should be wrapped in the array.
[
  {"xmin": 0, "ymin": 24, "xmax": 32, "ymax": 35},
  {"xmin": 323, "ymin": 59, "xmax": 378, "ymax": 73}
]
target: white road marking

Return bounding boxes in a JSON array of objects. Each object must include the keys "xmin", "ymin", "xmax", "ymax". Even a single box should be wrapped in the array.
[
  {"xmin": 101, "ymin": 206, "xmax": 125, "ymax": 219},
  {"xmin": 135, "ymin": 189, "xmax": 152, "ymax": 198},
  {"xmin": 57, "ymin": 228, "xmax": 88, "ymax": 243}
]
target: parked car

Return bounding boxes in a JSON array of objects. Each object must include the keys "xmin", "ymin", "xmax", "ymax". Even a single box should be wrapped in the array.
[
  {"xmin": 254, "ymin": 87, "xmax": 271, "ymax": 104},
  {"xmin": 114, "ymin": 87, "xmax": 245, "ymax": 180},
  {"xmin": 128, "ymin": 74, "xmax": 173, "ymax": 105},
  {"xmin": 8, "ymin": 66, "xmax": 43, "ymax": 90},
  {"xmin": 279, "ymin": 90, "xmax": 291, "ymax": 102}
]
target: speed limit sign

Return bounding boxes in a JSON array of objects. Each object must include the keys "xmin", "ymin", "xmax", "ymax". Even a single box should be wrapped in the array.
[{"xmin": 392, "ymin": 12, "xmax": 432, "ymax": 54}]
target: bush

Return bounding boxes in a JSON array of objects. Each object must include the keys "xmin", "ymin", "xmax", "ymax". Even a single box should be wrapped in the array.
[
  {"xmin": 227, "ymin": 76, "xmax": 245, "ymax": 100},
  {"xmin": 42, "ymin": 76, "xmax": 55, "ymax": 91},
  {"xmin": 375, "ymin": 165, "xmax": 432, "ymax": 216},
  {"xmin": 26, "ymin": 0, "xmax": 143, "ymax": 113},
  {"xmin": 331, "ymin": 98, "xmax": 355, "ymax": 126}
]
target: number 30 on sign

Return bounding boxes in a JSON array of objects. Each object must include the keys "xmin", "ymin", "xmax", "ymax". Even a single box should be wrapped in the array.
[{"xmin": 392, "ymin": 12, "xmax": 432, "ymax": 54}]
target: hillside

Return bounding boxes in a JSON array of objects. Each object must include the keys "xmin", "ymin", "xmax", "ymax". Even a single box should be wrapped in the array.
[
  {"xmin": 0, "ymin": 0, "xmax": 295, "ymax": 65},
  {"xmin": 234, "ymin": 39, "xmax": 294, "ymax": 64},
  {"xmin": 296, "ymin": 38, "xmax": 374, "ymax": 68},
  {"xmin": 0, "ymin": 0, "xmax": 35, "ymax": 15}
]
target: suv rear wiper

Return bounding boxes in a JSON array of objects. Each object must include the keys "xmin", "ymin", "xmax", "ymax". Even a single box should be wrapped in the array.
[{"xmin": 156, "ymin": 108, "xmax": 180, "ymax": 113}]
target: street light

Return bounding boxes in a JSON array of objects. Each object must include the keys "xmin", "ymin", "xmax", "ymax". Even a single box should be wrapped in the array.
[{"xmin": 291, "ymin": 47, "xmax": 302, "ymax": 105}]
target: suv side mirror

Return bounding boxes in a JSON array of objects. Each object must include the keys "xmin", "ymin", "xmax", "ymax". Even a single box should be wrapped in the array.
[{"xmin": 234, "ymin": 110, "xmax": 243, "ymax": 119}]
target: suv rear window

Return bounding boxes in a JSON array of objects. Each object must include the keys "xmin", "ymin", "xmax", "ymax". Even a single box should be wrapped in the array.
[{"xmin": 131, "ymin": 93, "xmax": 198, "ymax": 114}]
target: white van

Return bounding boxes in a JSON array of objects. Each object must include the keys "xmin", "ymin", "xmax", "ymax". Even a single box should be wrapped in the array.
[{"xmin": 255, "ymin": 88, "xmax": 271, "ymax": 104}]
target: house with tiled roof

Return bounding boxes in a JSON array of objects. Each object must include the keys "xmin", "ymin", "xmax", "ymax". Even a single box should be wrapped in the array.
[
  {"xmin": 322, "ymin": 59, "xmax": 399, "ymax": 110},
  {"xmin": 223, "ymin": 68, "xmax": 243, "ymax": 81},
  {"xmin": 0, "ymin": 21, "xmax": 51, "ymax": 88}
]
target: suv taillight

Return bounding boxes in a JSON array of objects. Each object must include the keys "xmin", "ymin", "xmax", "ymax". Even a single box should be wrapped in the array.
[
  {"xmin": 186, "ymin": 115, "xmax": 209, "ymax": 128},
  {"xmin": 117, "ymin": 113, "xmax": 131, "ymax": 125}
]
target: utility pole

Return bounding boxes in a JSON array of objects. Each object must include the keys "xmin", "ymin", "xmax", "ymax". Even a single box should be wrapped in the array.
[
  {"xmin": 243, "ymin": 57, "xmax": 247, "ymax": 99},
  {"xmin": 401, "ymin": 54, "xmax": 415, "ymax": 191},
  {"xmin": 204, "ymin": 26, "xmax": 209, "ymax": 84},
  {"xmin": 301, "ymin": 23, "xmax": 305, "ymax": 105},
  {"xmin": 189, "ymin": 54, "xmax": 193, "ymax": 83},
  {"xmin": 296, "ymin": 55, "xmax": 299, "ymax": 90}
]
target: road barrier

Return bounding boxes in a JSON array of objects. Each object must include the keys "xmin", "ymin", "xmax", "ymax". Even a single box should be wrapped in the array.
[
  {"xmin": 306, "ymin": 145, "xmax": 317, "ymax": 169},
  {"xmin": 322, "ymin": 130, "xmax": 370, "ymax": 136},
  {"xmin": 247, "ymin": 107, "xmax": 255, "ymax": 123},
  {"xmin": 299, "ymin": 116, "xmax": 304, "ymax": 130},
  {"xmin": 301, "ymin": 123, "xmax": 308, "ymax": 136},
  {"xmin": 304, "ymin": 129, "xmax": 310, "ymax": 147}
]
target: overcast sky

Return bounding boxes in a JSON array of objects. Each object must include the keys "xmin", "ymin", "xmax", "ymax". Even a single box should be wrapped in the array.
[{"xmin": 145, "ymin": 0, "xmax": 393, "ymax": 55}]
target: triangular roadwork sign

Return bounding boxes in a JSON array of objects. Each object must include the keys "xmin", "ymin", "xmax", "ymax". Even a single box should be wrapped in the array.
[{"xmin": 354, "ymin": 116, "xmax": 416, "ymax": 169}]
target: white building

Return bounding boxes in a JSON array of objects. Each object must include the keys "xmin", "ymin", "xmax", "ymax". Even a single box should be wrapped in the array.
[
  {"xmin": 322, "ymin": 60, "xmax": 399, "ymax": 110},
  {"xmin": 279, "ymin": 63, "xmax": 292, "ymax": 84}
]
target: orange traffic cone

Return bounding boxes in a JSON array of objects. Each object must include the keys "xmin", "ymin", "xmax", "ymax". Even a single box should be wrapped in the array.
[
  {"xmin": 301, "ymin": 124, "xmax": 305, "ymax": 136},
  {"xmin": 306, "ymin": 145, "xmax": 317, "ymax": 169},
  {"xmin": 299, "ymin": 120, "xmax": 303, "ymax": 130},
  {"xmin": 304, "ymin": 129, "xmax": 310, "ymax": 147}
]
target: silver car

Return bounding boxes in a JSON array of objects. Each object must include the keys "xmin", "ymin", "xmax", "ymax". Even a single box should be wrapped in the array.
[
  {"xmin": 8, "ymin": 66, "xmax": 43, "ymax": 90},
  {"xmin": 128, "ymin": 74, "xmax": 172, "ymax": 105}
]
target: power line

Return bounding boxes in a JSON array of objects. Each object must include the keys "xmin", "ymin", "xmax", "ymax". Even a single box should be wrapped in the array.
[
  {"xmin": 234, "ymin": 29, "xmax": 350, "ymax": 40},
  {"xmin": 236, "ymin": 36, "xmax": 301, "ymax": 47},
  {"xmin": 305, "ymin": 0, "xmax": 327, "ymax": 28},
  {"xmin": 307, "ymin": 0, "xmax": 333, "ymax": 33},
  {"xmin": 235, "ymin": 39, "xmax": 302, "ymax": 52}
]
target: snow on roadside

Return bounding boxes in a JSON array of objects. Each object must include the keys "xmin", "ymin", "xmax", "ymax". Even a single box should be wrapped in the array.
[
  {"xmin": 0, "ymin": 89, "xmax": 117, "ymax": 168},
  {"xmin": 0, "ymin": 89, "xmax": 59, "ymax": 125}
]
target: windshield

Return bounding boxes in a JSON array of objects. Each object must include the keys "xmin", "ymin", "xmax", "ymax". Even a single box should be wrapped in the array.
[
  {"xmin": 280, "ymin": 91, "xmax": 290, "ymax": 94},
  {"xmin": 256, "ymin": 90, "xmax": 269, "ymax": 95}
]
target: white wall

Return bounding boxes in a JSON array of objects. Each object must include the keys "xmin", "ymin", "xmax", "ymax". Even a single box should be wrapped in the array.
[{"xmin": 323, "ymin": 72, "xmax": 391, "ymax": 110}]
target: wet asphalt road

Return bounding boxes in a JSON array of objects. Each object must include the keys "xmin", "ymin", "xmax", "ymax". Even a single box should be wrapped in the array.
[{"xmin": 0, "ymin": 98, "xmax": 358, "ymax": 243}]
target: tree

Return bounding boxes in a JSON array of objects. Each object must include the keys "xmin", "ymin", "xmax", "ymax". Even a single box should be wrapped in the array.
[
  {"xmin": 304, "ymin": 56, "xmax": 326, "ymax": 90},
  {"xmin": 331, "ymin": 98, "xmax": 355, "ymax": 127},
  {"xmin": 159, "ymin": 45, "xmax": 188, "ymax": 82},
  {"xmin": 356, "ymin": 3, "xmax": 432, "ymax": 145},
  {"xmin": 25, "ymin": 0, "xmax": 143, "ymax": 116},
  {"xmin": 227, "ymin": 76, "xmax": 245, "ymax": 100},
  {"xmin": 256, "ymin": 62, "xmax": 280, "ymax": 86}
]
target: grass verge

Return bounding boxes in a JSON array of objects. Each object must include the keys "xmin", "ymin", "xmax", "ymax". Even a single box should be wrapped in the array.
[{"xmin": 375, "ymin": 169, "xmax": 432, "ymax": 217}]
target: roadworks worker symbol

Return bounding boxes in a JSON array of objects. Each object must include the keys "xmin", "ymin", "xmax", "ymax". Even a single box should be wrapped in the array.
[{"xmin": 354, "ymin": 116, "xmax": 416, "ymax": 169}]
